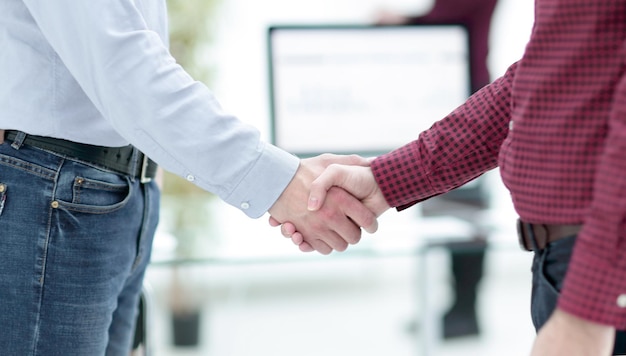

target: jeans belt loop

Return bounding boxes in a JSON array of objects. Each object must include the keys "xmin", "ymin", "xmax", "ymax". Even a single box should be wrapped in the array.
[
  {"xmin": 140, "ymin": 154, "xmax": 153, "ymax": 184},
  {"xmin": 10, "ymin": 131, "xmax": 27, "ymax": 150},
  {"xmin": 517, "ymin": 219, "xmax": 539, "ymax": 251},
  {"xmin": 517, "ymin": 219, "xmax": 582, "ymax": 252}
]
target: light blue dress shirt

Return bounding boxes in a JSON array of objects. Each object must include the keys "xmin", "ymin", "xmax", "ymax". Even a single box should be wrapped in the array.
[{"xmin": 0, "ymin": 0, "xmax": 299, "ymax": 218}]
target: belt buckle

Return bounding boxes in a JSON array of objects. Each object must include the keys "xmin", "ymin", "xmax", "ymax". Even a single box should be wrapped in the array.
[{"xmin": 140, "ymin": 155, "xmax": 153, "ymax": 184}]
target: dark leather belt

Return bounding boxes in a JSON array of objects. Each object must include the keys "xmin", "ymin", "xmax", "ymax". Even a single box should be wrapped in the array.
[
  {"xmin": 4, "ymin": 130, "xmax": 157, "ymax": 183},
  {"xmin": 517, "ymin": 219, "xmax": 582, "ymax": 251}
]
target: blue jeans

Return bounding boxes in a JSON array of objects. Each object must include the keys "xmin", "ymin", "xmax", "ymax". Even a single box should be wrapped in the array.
[
  {"xmin": 0, "ymin": 139, "xmax": 159, "ymax": 355},
  {"xmin": 531, "ymin": 235, "xmax": 626, "ymax": 355}
]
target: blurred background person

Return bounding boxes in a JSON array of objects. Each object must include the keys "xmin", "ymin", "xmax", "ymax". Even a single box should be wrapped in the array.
[{"xmin": 374, "ymin": 0, "xmax": 499, "ymax": 339}]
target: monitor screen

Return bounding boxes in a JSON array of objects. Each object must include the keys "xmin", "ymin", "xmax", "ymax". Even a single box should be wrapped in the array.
[{"xmin": 268, "ymin": 24, "xmax": 471, "ymax": 157}]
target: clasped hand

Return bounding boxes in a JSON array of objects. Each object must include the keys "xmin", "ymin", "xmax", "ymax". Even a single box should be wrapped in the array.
[{"xmin": 268, "ymin": 154, "xmax": 390, "ymax": 254}]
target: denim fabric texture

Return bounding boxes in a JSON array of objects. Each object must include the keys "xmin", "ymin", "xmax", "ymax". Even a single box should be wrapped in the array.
[
  {"xmin": 531, "ymin": 235, "xmax": 626, "ymax": 355},
  {"xmin": 0, "ymin": 139, "xmax": 159, "ymax": 355}
]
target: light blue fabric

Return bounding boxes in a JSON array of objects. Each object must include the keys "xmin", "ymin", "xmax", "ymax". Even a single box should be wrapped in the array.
[{"xmin": 0, "ymin": 0, "xmax": 298, "ymax": 218}]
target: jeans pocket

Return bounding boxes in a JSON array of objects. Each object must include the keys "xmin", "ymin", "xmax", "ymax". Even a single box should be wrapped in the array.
[
  {"xmin": 530, "ymin": 236, "xmax": 574, "ymax": 331},
  {"xmin": 531, "ymin": 252, "xmax": 558, "ymax": 330},
  {"xmin": 54, "ymin": 161, "xmax": 132, "ymax": 214},
  {"xmin": 71, "ymin": 176, "xmax": 128, "ymax": 205}
]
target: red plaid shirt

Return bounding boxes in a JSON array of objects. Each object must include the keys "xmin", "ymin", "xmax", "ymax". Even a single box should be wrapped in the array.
[{"xmin": 371, "ymin": 0, "xmax": 626, "ymax": 328}]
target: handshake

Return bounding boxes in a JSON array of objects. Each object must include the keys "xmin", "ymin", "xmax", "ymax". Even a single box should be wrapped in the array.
[{"xmin": 267, "ymin": 154, "xmax": 391, "ymax": 255}]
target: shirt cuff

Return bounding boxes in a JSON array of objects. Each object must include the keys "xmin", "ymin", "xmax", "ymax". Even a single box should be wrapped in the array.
[
  {"xmin": 222, "ymin": 142, "xmax": 299, "ymax": 219},
  {"xmin": 370, "ymin": 142, "xmax": 438, "ymax": 209},
  {"xmin": 558, "ymin": 232, "xmax": 626, "ymax": 329}
]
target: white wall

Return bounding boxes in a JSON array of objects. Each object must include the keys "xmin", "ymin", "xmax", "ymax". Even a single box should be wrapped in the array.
[
  {"xmin": 206, "ymin": 0, "xmax": 534, "ymax": 140},
  {"xmin": 199, "ymin": 0, "xmax": 534, "ymax": 226}
]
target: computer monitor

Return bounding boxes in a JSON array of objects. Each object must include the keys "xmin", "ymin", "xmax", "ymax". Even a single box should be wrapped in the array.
[{"xmin": 267, "ymin": 24, "xmax": 471, "ymax": 158}]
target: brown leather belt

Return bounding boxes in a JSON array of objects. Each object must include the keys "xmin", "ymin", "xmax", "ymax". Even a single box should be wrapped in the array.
[{"xmin": 517, "ymin": 219, "xmax": 582, "ymax": 251}]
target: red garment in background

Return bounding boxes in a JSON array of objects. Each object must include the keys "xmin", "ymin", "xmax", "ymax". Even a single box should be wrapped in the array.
[{"xmin": 405, "ymin": 0, "xmax": 498, "ymax": 92}]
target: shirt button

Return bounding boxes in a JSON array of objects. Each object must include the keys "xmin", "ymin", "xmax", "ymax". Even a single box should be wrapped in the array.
[
  {"xmin": 617, "ymin": 295, "xmax": 626, "ymax": 308},
  {"xmin": 186, "ymin": 174, "xmax": 195, "ymax": 182},
  {"xmin": 508, "ymin": 121, "xmax": 514, "ymax": 130},
  {"xmin": 240, "ymin": 202, "xmax": 250, "ymax": 210}
]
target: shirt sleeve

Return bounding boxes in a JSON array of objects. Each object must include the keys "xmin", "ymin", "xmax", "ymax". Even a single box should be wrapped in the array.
[
  {"xmin": 370, "ymin": 62, "xmax": 517, "ymax": 210},
  {"xmin": 558, "ymin": 65, "xmax": 626, "ymax": 328},
  {"xmin": 20, "ymin": 0, "xmax": 299, "ymax": 218}
]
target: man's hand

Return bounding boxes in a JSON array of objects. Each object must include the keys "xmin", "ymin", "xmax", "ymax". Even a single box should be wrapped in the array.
[
  {"xmin": 0, "ymin": 130, "xmax": 4, "ymax": 144},
  {"xmin": 531, "ymin": 308, "xmax": 615, "ymax": 356},
  {"xmin": 268, "ymin": 154, "xmax": 378, "ymax": 255},
  {"xmin": 271, "ymin": 162, "xmax": 390, "ymax": 252},
  {"xmin": 307, "ymin": 164, "xmax": 389, "ymax": 216}
]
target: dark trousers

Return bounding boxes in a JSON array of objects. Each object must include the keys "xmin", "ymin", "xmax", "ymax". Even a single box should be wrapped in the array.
[
  {"xmin": 446, "ymin": 239, "xmax": 486, "ymax": 315},
  {"xmin": 531, "ymin": 235, "xmax": 626, "ymax": 355}
]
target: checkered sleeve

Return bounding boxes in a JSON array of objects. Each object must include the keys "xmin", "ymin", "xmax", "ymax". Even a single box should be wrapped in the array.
[
  {"xmin": 370, "ymin": 63, "xmax": 517, "ymax": 210},
  {"xmin": 558, "ymin": 68, "xmax": 626, "ymax": 328}
]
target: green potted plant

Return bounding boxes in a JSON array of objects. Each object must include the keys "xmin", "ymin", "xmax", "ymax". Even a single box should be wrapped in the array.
[{"xmin": 162, "ymin": 0, "xmax": 219, "ymax": 347}]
